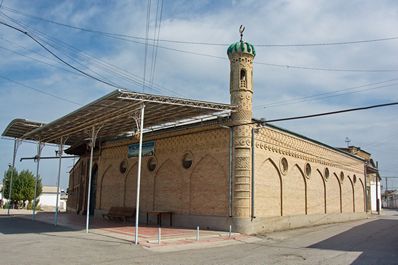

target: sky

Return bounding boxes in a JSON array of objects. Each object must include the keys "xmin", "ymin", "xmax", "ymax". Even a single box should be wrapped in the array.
[{"xmin": 0, "ymin": 0, "xmax": 397, "ymax": 191}]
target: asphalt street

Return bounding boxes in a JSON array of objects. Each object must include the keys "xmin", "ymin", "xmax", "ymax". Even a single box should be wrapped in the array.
[{"xmin": 0, "ymin": 210, "xmax": 397, "ymax": 265}]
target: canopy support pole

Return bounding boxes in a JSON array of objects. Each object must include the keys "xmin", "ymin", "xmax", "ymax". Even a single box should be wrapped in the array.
[
  {"xmin": 86, "ymin": 126, "xmax": 101, "ymax": 233},
  {"xmin": 7, "ymin": 138, "xmax": 21, "ymax": 215},
  {"xmin": 32, "ymin": 141, "xmax": 44, "ymax": 220},
  {"xmin": 54, "ymin": 137, "xmax": 65, "ymax": 226},
  {"xmin": 134, "ymin": 104, "xmax": 145, "ymax": 245}
]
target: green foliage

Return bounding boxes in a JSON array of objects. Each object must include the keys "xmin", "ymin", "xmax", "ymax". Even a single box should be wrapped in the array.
[
  {"xmin": 27, "ymin": 199, "xmax": 41, "ymax": 211},
  {"xmin": 2, "ymin": 167, "xmax": 18, "ymax": 199},
  {"xmin": 2, "ymin": 168, "xmax": 42, "ymax": 209}
]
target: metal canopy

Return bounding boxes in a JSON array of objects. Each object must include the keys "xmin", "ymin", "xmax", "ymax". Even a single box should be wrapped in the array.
[
  {"xmin": 2, "ymin": 119, "xmax": 45, "ymax": 139},
  {"xmin": 5, "ymin": 89, "xmax": 233, "ymax": 145}
]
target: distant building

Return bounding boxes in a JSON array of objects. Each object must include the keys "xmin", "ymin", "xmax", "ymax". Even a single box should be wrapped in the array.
[
  {"xmin": 39, "ymin": 186, "xmax": 67, "ymax": 211},
  {"xmin": 340, "ymin": 146, "xmax": 381, "ymax": 213},
  {"xmin": 383, "ymin": 190, "xmax": 398, "ymax": 208}
]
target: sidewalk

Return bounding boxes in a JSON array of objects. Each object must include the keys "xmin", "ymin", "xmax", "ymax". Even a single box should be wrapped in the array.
[{"xmin": 0, "ymin": 209, "xmax": 256, "ymax": 252}]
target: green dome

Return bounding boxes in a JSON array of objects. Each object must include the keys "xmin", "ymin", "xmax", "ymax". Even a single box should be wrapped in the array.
[{"xmin": 227, "ymin": 41, "xmax": 256, "ymax": 57}]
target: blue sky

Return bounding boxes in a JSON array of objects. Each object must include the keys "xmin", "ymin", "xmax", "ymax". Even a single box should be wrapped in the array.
[{"xmin": 1, "ymin": 0, "xmax": 398, "ymax": 190}]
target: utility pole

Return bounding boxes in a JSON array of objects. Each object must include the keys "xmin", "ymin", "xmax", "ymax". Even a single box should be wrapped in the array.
[{"xmin": 345, "ymin": 137, "xmax": 351, "ymax": 147}]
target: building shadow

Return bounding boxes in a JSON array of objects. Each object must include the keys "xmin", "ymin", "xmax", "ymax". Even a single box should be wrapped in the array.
[
  {"xmin": 0, "ymin": 215, "xmax": 77, "ymax": 234},
  {"xmin": 309, "ymin": 219, "xmax": 398, "ymax": 264}
]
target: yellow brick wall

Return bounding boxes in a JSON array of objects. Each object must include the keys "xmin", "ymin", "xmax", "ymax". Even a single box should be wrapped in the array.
[
  {"xmin": 94, "ymin": 127, "xmax": 229, "ymax": 216},
  {"xmin": 254, "ymin": 126, "xmax": 365, "ymax": 218}
]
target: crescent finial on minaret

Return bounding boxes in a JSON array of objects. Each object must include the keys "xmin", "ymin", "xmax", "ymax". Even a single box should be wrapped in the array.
[{"xmin": 239, "ymin": 25, "xmax": 245, "ymax": 42}]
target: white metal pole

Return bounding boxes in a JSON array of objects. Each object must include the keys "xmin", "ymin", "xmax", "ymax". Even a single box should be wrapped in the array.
[
  {"xmin": 33, "ymin": 142, "xmax": 43, "ymax": 220},
  {"xmin": 7, "ymin": 139, "xmax": 18, "ymax": 215},
  {"xmin": 196, "ymin": 226, "xmax": 200, "ymax": 241},
  {"xmin": 86, "ymin": 126, "xmax": 95, "ymax": 233},
  {"xmin": 134, "ymin": 104, "xmax": 145, "ymax": 245},
  {"xmin": 54, "ymin": 137, "xmax": 63, "ymax": 226}
]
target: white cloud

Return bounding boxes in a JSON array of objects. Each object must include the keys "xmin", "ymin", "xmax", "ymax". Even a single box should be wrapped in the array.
[{"xmin": 1, "ymin": 0, "xmax": 398, "ymax": 188}]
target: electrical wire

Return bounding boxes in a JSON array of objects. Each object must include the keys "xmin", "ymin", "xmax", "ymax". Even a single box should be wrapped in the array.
[
  {"xmin": 2, "ymin": 9, "xmax": 398, "ymax": 74},
  {"xmin": 0, "ymin": 20, "xmax": 128, "ymax": 91},
  {"xmin": 265, "ymin": 102, "xmax": 398, "ymax": 123},
  {"xmin": 0, "ymin": 13, "xmax": 186, "ymax": 97},
  {"xmin": 149, "ymin": 0, "xmax": 163, "ymax": 87},
  {"xmin": 0, "ymin": 74, "xmax": 81, "ymax": 105},
  {"xmin": 254, "ymin": 78, "xmax": 398, "ymax": 109},
  {"xmin": 142, "ymin": 0, "xmax": 151, "ymax": 92},
  {"xmin": 0, "ymin": 42, "xmax": 82, "ymax": 76},
  {"xmin": 3, "ymin": 5, "xmax": 398, "ymax": 48}
]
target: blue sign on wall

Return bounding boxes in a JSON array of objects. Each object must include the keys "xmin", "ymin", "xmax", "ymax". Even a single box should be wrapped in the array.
[{"xmin": 128, "ymin": 141, "xmax": 155, "ymax": 157}]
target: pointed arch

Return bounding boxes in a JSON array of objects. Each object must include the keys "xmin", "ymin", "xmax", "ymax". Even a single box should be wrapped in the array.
[
  {"xmin": 283, "ymin": 164, "xmax": 306, "ymax": 216},
  {"xmin": 123, "ymin": 162, "xmax": 138, "ymax": 208},
  {"xmin": 358, "ymin": 178, "xmax": 365, "ymax": 212},
  {"xmin": 347, "ymin": 176, "xmax": 355, "ymax": 212},
  {"xmin": 256, "ymin": 158, "xmax": 282, "ymax": 217},
  {"xmin": 153, "ymin": 159, "xmax": 183, "ymax": 212},
  {"xmin": 98, "ymin": 165, "xmax": 112, "ymax": 209},
  {"xmin": 189, "ymin": 154, "xmax": 227, "ymax": 216},
  {"xmin": 307, "ymin": 169, "xmax": 326, "ymax": 214},
  {"xmin": 329, "ymin": 173, "xmax": 342, "ymax": 213},
  {"xmin": 342, "ymin": 175, "xmax": 354, "ymax": 213},
  {"xmin": 100, "ymin": 163, "xmax": 124, "ymax": 210}
]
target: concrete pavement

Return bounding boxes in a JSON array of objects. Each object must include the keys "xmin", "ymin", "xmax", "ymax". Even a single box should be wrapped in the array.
[{"xmin": 0, "ymin": 209, "xmax": 397, "ymax": 264}]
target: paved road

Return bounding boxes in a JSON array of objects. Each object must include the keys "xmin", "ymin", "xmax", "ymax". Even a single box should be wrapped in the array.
[{"xmin": 1, "ymin": 210, "xmax": 397, "ymax": 265}]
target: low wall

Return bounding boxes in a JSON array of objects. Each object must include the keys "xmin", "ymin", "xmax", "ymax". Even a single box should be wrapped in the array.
[{"xmin": 232, "ymin": 212, "xmax": 368, "ymax": 234}]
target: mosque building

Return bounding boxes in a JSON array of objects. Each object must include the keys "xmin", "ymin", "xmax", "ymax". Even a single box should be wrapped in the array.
[
  {"xmin": 65, "ymin": 34, "xmax": 367, "ymax": 234},
  {"xmin": 2, "ymin": 31, "xmax": 367, "ymax": 234}
]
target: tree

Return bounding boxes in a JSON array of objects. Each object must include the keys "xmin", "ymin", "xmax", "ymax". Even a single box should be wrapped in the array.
[
  {"xmin": 2, "ymin": 169, "xmax": 42, "ymax": 208},
  {"xmin": 2, "ymin": 167, "xmax": 18, "ymax": 200}
]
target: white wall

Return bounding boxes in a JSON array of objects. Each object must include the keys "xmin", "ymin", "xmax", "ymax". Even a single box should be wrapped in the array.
[
  {"xmin": 39, "ymin": 193, "xmax": 66, "ymax": 210},
  {"xmin": 370, "ymin": 181, "xmax": 381, "ymax": 212}
]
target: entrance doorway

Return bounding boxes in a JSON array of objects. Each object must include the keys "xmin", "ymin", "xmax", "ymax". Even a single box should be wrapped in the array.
[{"xmin": 89, "ymin": 164, "xmax": 98, "ymax": 215}]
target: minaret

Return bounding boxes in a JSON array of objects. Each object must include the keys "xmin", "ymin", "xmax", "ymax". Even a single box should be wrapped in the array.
[{"xmin": 227, "ymin": 26, "xmax": 256, "ymax": 221}]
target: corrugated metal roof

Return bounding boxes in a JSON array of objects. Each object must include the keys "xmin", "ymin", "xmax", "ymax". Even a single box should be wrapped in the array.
[
  {"xmin": 3, "ymin": 89, "xmax": 234, "ymax": 146},
  {"xmin": 2, "ymin": 119, "xmax": 45, "ymax": 139}
]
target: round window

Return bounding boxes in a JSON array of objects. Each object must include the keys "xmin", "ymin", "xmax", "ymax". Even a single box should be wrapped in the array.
[
  {"xmin": 340, "ymin": 172, "xmax": 345, "ymax": 182},
  {"xmin": 324, "ymin": 167, "xmax": 330, "ymax": 180},
  {"xmin": 182, "ymin": 152, "xmax": 193, "ymax": 169},
  {"xmin": 353, "ymin": 175, "xmax": 357, "ymax": 183},
  {"xmin": 305, "ymin": 163, "xmax": 312, "ymax": 178},
  {"xmin": 280, "ymin": 157, "xmax": 288, "ymax": 175},
  {"xmin": 147, "ymin": 157, "xmax": 157, "ymax": 172},
  {"xmin": 119, "ymin": 160, "xmax": 127, "ymax": 174}
]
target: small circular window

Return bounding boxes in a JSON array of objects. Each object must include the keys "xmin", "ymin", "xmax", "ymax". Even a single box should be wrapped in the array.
[
  {"xmin": 353, "ymin": 175, "xmax": 357, "ymax": 183},
  {"xmin": 280, "ymin": 157, "xmax": 288, "ymax": 175},
  {"xmin": 324, "ymin": 167, "xmax": 330, "ymax": 180},
  {"xmin": 305, "ymin": 163, "xmax": 312, "ymax": 178},
  {"xmin": 182, "ymin": 152, "xmax": 193, "ymax": 169},
  {"xmin": 119, "ymin": 160, "xmax": 127, "ymax": 174},
  {"xmin": 340, "ymin": 172, "xmax": 345, "ymax": 182},
  {"xmin": 147, "ymin": 157, "xmax": 157, "ymax": 172}
]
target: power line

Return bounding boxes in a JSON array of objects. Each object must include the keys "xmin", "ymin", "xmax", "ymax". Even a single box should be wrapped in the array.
[
  {"xmin": 0, "ymin": 20, "xmax": 128, "ymax": 91},
  {"xmin": 0, "ymin": 42, "xmax": 82, "ymax": 76},
  {"xmin": 0, "ymin": 15, "xmax": 185, "ymax": 97},
  {"xmin": 254, "ymin": 61, "xmax": 398, "ymax": 73},
  {"xmin": 254, "ymin": 79, "xmax": 398, "ymax": 109},
  {"xmin": 266, "ymin": 102, "xmax": 398, "ymax": 123},
  {"xmin": 3, "ymin": 5, "xmax": 398, "ymax": 48},
  {"xmin": 142, "ymin": 0, "xmax": 151, "ymax": 92},
  {"xmin": 3, "ymin": 10, "xmax": 398, "ymax": 74},
  {"xmin": 0, "ymin": 74, "xmax": 81, "ymax": 105},
  {"xmin": 149, "ymin": 0, "xmax": 163, "ymax": 87}
]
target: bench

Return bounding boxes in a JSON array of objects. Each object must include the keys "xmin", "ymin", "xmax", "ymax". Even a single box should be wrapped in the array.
[
  {"xmin": 146, "ymin": 211, "xmax": 173, "ymax": 227},
  {"xmin": 102, "ymin": 207, "xmax": 136, "ymax": 222}
]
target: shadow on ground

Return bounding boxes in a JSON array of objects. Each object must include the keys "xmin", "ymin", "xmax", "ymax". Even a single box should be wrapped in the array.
[
  {"xmin": 0, "ymin": 215, "xmax": 77, "ymax": 234},
  {"xmin": 309, "ymin": 219, "xmax": 398, "ymax": 265}
]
